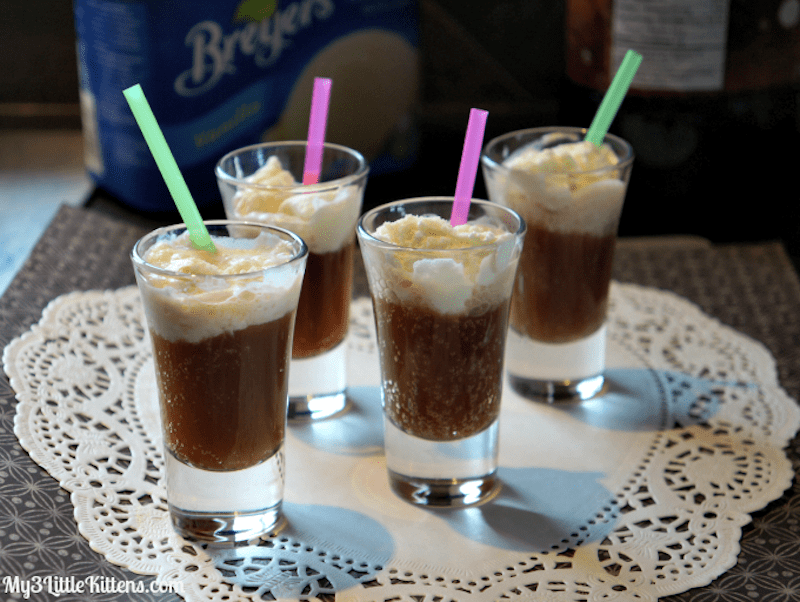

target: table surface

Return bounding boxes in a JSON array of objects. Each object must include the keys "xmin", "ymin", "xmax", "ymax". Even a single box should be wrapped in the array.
[{"xmin": 1, "ymin": 204, "xmax": 799, "ymax": 602}]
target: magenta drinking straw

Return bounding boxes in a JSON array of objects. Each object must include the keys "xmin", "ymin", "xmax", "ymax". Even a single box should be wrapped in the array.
[
  {"xmin": 302, "ymin": 77, "xmax": 332, "ymax": 185},
  {"xmin": 450, "ymin": 108, "xmax": 489, "ymax": 226}
]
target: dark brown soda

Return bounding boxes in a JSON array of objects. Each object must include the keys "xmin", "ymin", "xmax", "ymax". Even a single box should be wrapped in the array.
[
  {"xmin": 292, "ymin": 241, "xmax": 354, "ymax": 358},
  {"xmin": 512, "ymin": 224, "xmax": 615, "ymax": 343},
  {"xmin": 150, "ymin": 312, "xmax": 294, "ymax": 472},
  {"xmin": 374, "ymin": 297, "xmax": 511, "ymax": 442}
]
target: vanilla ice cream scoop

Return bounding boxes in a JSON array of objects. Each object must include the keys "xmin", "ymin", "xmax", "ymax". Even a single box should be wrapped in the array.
[
  {"xmin": 137, "ymin": 230, "xmax": 304, "ymax": 343},
  {"xmin": 231, "ymin": 156, "xmax": 361, "ymax": 254},
  {"xmin": 506, "ymin": 139, "xmax": 619, "ymax": 175},
  {"xmin": 370, "ymin": 215, "xmax": 516, "ymax": 315},
  {"xmin": 500, "ymin": 138, "xmax": 627, "ymax": 234}
]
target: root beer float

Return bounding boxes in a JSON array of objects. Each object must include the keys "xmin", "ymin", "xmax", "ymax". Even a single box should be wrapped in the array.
[
  {"xmin": 217, "ymin": 142, "xmax": 368, "ymax": 420},
  {"xmin": 482, "ymin": 127, "xmax": 634, "ymax": 401},
  {"xmin": 366, "ymin": 213, "xmax": 517, "ymax": 441},
  {"xmin": 132, "ymin": 221, "xmax": 307, "ymax": 541},
  {"xmin": 501, "ymin": 136, "xmax": 625, "ymax": 344},
  {"xmin": 358, "ymin": 198, "xmax": 525, "ymax": 507}
]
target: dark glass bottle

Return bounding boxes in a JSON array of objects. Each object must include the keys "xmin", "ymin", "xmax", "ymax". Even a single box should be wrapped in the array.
[{"xmin": 562, "ymin": 0, "xmax": 800, "ymax": 253}]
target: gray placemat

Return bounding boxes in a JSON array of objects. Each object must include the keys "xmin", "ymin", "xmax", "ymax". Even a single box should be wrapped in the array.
[
  {"xmin": 1, "ymin": 204, "xmax": 799, "ymax": 602},
  {"xmin": 0, "ymin": 205, "xmax": 172, "ymax": 602}
]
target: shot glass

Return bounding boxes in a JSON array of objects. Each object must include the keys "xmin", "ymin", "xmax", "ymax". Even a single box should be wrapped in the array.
[
  {"xmin": 357, "ymin": 198, "xmax": 525, "ymax": 507},
  {"xmin": 216, "ymin": 142, "xmax": 369, "ymax": 421},
  {"xmin": 131, "ymin": 221, "xmax": 308, "ymax": 542},
  {"xmin": 481, "ymin": 126, "xmax": 634, "ymax": 402}
]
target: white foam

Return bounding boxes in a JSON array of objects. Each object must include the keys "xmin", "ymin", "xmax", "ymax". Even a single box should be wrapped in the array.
[
  {"xmin": 232, "ymin": 158, "xmax": 362, "ymax": 254},
  {"xmin": 136, "ymin": 232, "xmax": 304, "ymax": 343},
  {"xmin": 505, "ymin": 140, "xmax": 618, "ymax": 174},
  {"xmin": 498, "ymin": 140, "xmax": 626, "ymax": 236},
  {"xmin": 366, "ymin": 215, "xmax": 519, "ymax": 315},
  {"xmin": 374, "ymin": 214, "xmax": 507, "ymax": 250}
]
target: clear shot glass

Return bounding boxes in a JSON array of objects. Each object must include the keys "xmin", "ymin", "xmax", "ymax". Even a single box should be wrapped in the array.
[
  {"xmin": 216, "ymin": 142, "xmax": 369, "ymax": 421},
  {"xmin": 357, "ymin": 198, "xmax": 525, "ymax": 507},
  {"xmin": 482, "ymin": 127, "xmax": 634, "ymax": 402},
  {"xmin": 131, "ymin": 221, "xmax": 307, "ymax": 542}
]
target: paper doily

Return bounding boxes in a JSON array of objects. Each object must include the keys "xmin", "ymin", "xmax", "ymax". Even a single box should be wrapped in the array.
[{"xmin": 3, "ymin": 282, "xmax": 799, "ymax": 602}]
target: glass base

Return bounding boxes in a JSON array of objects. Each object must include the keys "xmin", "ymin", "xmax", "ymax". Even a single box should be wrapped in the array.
[
  {"xmin": 288, "ymin": 391, "xmax": 348, "ymax": 421},
  {"xmin": 388, "ymin": 470, "xmax": 499, "ymax": 508},
  {"xmin": 288, "ymin": 341, "xmax": 347, "ymax": 421},
  {"xmin": 164, "ymin": 447, "xmax": 284, "ymax": 543},
  {"xmin": 170, "ymin": 504, "xmax": 284, "ymax": 544},
  {"xmin": 509, "ymin": 373, "xmax": 605, "ymax": 403},
  {"xmin": 384, "ymin": 418, "xmax": 499, "ymax": 507}
]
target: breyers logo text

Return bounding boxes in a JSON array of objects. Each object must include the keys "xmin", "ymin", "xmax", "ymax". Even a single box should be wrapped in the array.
[{"xmin": 175, "ymin": 0, "xmax": 335, "ymax": 97}]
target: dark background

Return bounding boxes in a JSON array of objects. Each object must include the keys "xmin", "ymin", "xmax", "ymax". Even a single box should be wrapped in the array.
[{"xmin": 2, "ymin": 0, "xmax": 799, "ymax": 258}]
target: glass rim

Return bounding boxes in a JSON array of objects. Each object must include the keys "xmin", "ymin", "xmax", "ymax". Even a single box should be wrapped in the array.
[
  {"xmin": 214, "ymin": 140, "xmax": 370, "ymax": 191},
  {"xmin": 481, "ymin": 126, "xmax": 634, "ymax": 175},
  {"xmin": 131, "ymin": 219, "xmax": 308, "ymax": 280},
  {"xmin": 357, "ymin": 197, "xmax": 526, "ymax": 252}
]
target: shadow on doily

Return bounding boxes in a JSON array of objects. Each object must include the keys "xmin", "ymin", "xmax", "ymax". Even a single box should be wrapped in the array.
[
  {"xmin": 282, "ymin": 501, "xmax": 394, "ymax": 560},
  {"xmin": 289, "ymin": 386, "xmax": 384, "ymax": 455},
  {"xmin": 202, "ymin": 502, "xmax": 393, "ymax": 599},
  {"xmin": 556, "ymin": 367, "xmax": 739, "ymax": 431},
  {"xmin": 439, "ymin": 466, "xmax": 615, "ymax": 553}
]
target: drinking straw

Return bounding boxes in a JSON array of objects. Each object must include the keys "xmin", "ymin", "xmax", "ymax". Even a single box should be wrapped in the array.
[
  {"xmin": 584, "ymin": 49, "xmax": 643, "ymax": 147},
  {"xmin": 302, "ymin": 77, "xmax": 332, "ymax": 185},
  {"xmin": 450, "ymin": 108, "xmax": 489, "ymax": 226},
  {"xmin": 122, "ymin": 84, "xmax": 216, "ymax": 253}
]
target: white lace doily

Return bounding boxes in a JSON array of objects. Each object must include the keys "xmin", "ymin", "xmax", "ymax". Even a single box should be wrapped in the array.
[{"xmin": 4, "ymin": 282, "xmax": 799, "ymax": 602}]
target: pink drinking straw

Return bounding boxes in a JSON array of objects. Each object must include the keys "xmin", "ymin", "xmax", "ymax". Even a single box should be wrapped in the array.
[
  {"xmin": 302, "ymin": 77, "xmax": 332, "ymax": 185},
  {"xmin": 450, "ymin": 108, "xmax": 489, "ymax": 226}
]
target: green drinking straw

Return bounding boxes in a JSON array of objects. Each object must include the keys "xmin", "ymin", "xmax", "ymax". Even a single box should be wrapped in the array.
[
  {"xmin": 584, "ymin": 49, "xmax": 643, "ymax": 147},
  {"xmin": 122, "ymin": 84, "xmax": 216, "ymax": 253}
]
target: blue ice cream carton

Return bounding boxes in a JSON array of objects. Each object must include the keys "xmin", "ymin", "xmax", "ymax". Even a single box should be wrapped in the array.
[{"xmin": 75, "ymin": 0, "xmax": 419, "ymax": 212}]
